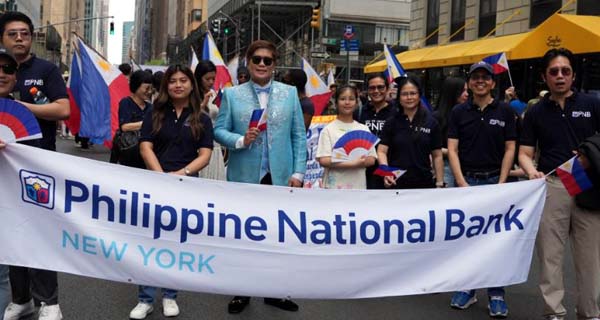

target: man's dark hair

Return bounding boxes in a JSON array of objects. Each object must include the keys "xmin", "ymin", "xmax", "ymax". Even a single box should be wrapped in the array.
[
  {"xmin": 0, "ymin": 11, "xmax": 34, "ymax": 36},
  {"xmin": 118, "ymin": 63, "xmax": 132, "ymax": 76},
  {"xmin": 366, "ymin": 73, "xmax": 389, "ymax": 88},
  {"xmin": 286, "ymin": 69, "xmax": 308, "ymax": 94},
  {"xmin": 129, "ymin": 70, "xmax": 153, "ymax": 93},
  {"xmin": 245, "ymin": 40, "xmax": 278, "ymax": 63},
  {"xmin": 541, "ymin": 48, "xmax": 575, "ymax": 72}
]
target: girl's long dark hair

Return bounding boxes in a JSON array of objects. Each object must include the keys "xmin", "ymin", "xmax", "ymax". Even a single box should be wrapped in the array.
[
  {"xmin": 436, "ymin": 77, "xmax": 466, "ymax": 132},
  {"xmin": 152, "ymin": 64, "xmax": 205, "ymax": 139},
  {"xmin": 193, "ymin": 60, "xmax": 217, "ymax": 96}
]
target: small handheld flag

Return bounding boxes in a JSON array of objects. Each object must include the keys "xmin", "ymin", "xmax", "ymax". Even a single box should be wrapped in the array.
[
  {"xmin": 373, "ymin": 165, "xmax": 406, "ymax": 180},
  {"xmin": 383, "ymin": 44, "xmax": 406, "ymax": 83},
  {"xmin": 482, "ymin": 52, "xmax": 513, "ymax": 86},
  {"xmin": 332, "ymin": 130, "xmax": 379, "ymax": 162},
  {"xmin": 302, "ymin": 58, "xmax": 332, "ymax": 116},
  {"xmin": 249, "ymin": 109, "xmax": 267, "ymax": 131},
  {"xmin": 0, "ymin": 98, "xmax": 42, "ymax": 143},
  {"xmin": 555, "ymin": 155, "xmax": 593, "ymax": 196}
]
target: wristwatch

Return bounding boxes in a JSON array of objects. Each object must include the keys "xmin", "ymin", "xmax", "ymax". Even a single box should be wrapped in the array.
[{"xmin": 184, "ymin": 167, "xmax": 192, "ymax": 176}]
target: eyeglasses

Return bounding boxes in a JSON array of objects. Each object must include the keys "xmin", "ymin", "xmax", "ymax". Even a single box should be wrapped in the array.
[
  {"xmin": 251, "ymin": 55, "xmax": 274, "ymax": 66},
  {"xmin": 368, "ymin": 85, "xmax": 386, "ymax": 91},
  {"xmin": 0, "ymin": 63, "xmax": 17, "ymax": 75},
  {"xmin": 399, "ymin": 91, "xmax": 419, "ymax": 97},
  {"xmin": 5, "ymin": 29, "xmax": 31, "ymax": 40},
  {"xmin": 470, "ymin": 74, "xmax": 492, "ymax": 81},
  {"xmin": 548, "ymin": 67, "xmax": 572, "ymax": 77}
]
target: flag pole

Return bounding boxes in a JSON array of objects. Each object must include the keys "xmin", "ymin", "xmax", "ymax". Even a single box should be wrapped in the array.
[{"xmin": 507, "ymin": 69, "xmax": 514, "ymax": 88}]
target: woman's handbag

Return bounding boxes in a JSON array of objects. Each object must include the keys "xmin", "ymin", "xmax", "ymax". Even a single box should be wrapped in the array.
[{"xmin": 115, "ymin": 129, "xmax": 143, "ymax": 167}]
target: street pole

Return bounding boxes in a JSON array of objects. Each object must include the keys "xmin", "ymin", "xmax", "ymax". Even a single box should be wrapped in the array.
[{"xmin": 346, "ymin": 48, "xmax": 350, "ymax": 84}]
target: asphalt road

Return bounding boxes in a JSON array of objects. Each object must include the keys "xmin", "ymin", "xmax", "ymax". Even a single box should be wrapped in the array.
[{"xmin": 18, "ymin": 137, "xmax": 580, "ymax": 319}]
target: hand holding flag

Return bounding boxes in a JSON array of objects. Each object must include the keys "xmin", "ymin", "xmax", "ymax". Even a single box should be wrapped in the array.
[
  {"xmin": 555, "ymin": 155, "xmax": 593, "ymax": 196},
  {"xmin": 248, "ymin": 109, "xmax": 267, "ymax": 131}
]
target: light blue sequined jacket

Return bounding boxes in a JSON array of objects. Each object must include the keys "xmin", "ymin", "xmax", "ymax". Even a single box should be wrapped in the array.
[{"xmin": 214, "ymin": 81, "xmax": 307, "ymax": 186}]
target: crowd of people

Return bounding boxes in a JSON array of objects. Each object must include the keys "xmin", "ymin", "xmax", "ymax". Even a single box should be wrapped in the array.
[{"xmin": 1, "ymin": 9, "xmax": 600, "ymax": 320}]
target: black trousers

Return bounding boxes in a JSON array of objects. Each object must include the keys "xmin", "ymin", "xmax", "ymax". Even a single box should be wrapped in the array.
[{"xmin": 9, "ymin": 266, "xmax": 58, "ymax": 305}]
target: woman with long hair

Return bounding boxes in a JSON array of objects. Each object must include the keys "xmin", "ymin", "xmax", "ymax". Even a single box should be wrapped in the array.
[
  {"xmin": 377, "ymin": 76, "xmax": 445, "ymax": 189},
  {"xmin": 131, "ymin": 65, "xmax": 213, "ymax": 319},
  {"xmin": 194, "ymin": 60, "xmax": 226, "ymax": 180},
  {"xmin": 434, "ymin": 77, "xmax": 468, "ymax": 185}
]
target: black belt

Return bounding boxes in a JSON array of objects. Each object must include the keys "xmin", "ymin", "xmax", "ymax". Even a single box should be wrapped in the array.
[{"xmin": 463, "ymin": 169, "xmax": 500, "ymax": 179}]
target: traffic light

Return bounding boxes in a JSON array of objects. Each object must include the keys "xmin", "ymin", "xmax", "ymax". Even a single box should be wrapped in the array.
[
  {"xmin": 211, "ymin": 19, "xmax": 221, "ymax": 35},
  {"xmin": 310, "ymin": 8, "xmax": 321, "ymax": 29},
  {"xmin": 223, "ymin": 24, "xmax": 231, "ymax": 36},
  {"xmin": 109, "ymin": 21, "xmax": 114, "ymax": 35}
]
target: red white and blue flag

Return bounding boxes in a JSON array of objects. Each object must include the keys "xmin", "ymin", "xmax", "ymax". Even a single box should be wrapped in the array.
[
  {"xmin": 202, "ymin": 32, "xmax": 232, "ymax": 107},
  {"xmin": 302, "ymin": 58, "xmax": 332, "ymax": 116},
  {"xmin": 556, "ymin": 155, "xmax": 593, "ymax": 196},
  {"xmin": 483, "ymin": 52, "xmax": 510, "ymax": 75},
  {"xmin": 71, "ymin": 36, "xmax": 129, "ymax": 146},
  {"xmin": 373, "ymin": 165, "xmax": 406, "ymax": 180},
  {"xmin": 383, "ymin": 44, "xmax": 406, "ymax": 83},
  {"xmin": 65, "ymin": 48, "xmax": 82, "ymax": 136},
  {"xmin": 249, "ymin": 109, "xmax": 267, "ymax": 131}
]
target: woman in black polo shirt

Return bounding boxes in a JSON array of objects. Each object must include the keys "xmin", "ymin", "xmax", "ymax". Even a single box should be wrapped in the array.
[
  {"xmin": 113, "ymin": 70, "xmax": 153, "ymax": 168},
  {"xmin": 377, "ymin": 76, "xmax": 444, "ymax": 189},
  {"xmin": 132, "ymin": 65, "xmax": 213, "ymax": 319}
]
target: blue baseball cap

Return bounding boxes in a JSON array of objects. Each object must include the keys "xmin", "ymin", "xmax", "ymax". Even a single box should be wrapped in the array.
[{"xmin": 469, "ymin": 61, "xmax": 494, "ymax": 76}]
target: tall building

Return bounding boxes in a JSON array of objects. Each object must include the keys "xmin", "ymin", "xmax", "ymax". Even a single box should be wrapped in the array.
[
  {"xmin": 4, "ymin": 0, "xmax": 42, "ymax": 26},
  {"xmin": 133, "ymin": 0, "xmax": 152, "ymax": 63},
  {"xmin": 122, "ymin": 21, "xmax": 134, "ymax": 64}
]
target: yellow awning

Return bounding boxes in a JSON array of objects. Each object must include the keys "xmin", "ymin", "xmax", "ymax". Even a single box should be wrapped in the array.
[{"xmin": 364, "ymin": 14, "xmax": 600, "ymax": 73}]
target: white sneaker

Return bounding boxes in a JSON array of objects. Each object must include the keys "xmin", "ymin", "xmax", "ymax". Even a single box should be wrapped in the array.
[
  {"xmin": 38, "ymin": 303, "xmax": 63, "ymax": 320},
  {"xmin": 129, "ymin": 302, "xmax": 153, "ymax": 319},
  {"xmin": 162, "ymin": 298, "xmax": 180, "ymax": 317},
  {"xmin": 3, "ymin": 300, "xmax": 35, "ymax": 320}
]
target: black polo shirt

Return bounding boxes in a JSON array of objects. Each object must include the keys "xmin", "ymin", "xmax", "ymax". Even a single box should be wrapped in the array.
[
  {"xmin": 379, "ymin": 107, "xmax": 442, "ymax": 180},
  {"xmin": 521, "ymin": 91, "xmax": 600, "ymax": 173},
  {"xmin": 357, "ymin": 102, "xmax": 398, "ymax": 138},
  {"xmin": 140, "ymin": 105, "xmax": 214, "ymax": 172},
  {"xmin": 15, "ymin": 54, "xmax": 69, "ymax": 151},
  {"xmin": 118, "ymin": 97, "xmax": 151, "ymax": 128},
  {"xmin": 448, "ymin": 99, "xmax": 517, "ymax": 173}
]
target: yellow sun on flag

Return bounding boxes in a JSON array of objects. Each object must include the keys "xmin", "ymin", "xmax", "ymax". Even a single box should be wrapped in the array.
[
  {"xmin": 33, "ymin": 182, "xmax": 41, "ymax": 191},
  {"xmin": 310, "ymin": 75, "xmax": 320, "ymax": 88},
  {"xmin": 98, "ymin": 59, "xmax": 111, "ymax": 72},
  {"xmin": 562, "ymin": 161, "xmax": 572, "ymax": 171},
  {"xmin": 212, "ymin": 48, "xmax": 223, "ymax": 61}
]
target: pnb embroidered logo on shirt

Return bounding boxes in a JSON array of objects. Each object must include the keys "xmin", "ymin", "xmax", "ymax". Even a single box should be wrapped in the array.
[
  {"xmin": 572, "ymin": 111, "xmax": 592, "ymax": 118},
  {"xmin": 489, "ymin": 119, "xmax": 506, "ymax": 127},
  {"xmin": 19, "ymin": 170, "xmax": 55, "ymax": 210},
  {"xmin": 414, "ymin": 127, "xmax": 431, "ymax": 134},
  {"xmin": 24, "ymin": 79, "xmax": 44, "ymax": 86}
]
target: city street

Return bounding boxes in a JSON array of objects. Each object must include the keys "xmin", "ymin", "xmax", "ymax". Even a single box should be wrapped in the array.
[{"xmin": 14, "ymin": 137, "xmax": 578, "ymax": 320}]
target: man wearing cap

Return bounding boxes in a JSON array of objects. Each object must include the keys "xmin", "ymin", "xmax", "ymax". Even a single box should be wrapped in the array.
[
  {"xmin": 0, "ymin": 44, "xmax": 19, "ymax": 320},
  {"xmin": 0, "ymin": 11, "xmax": 69, "ymax": 320},
  {"xmin": 447, "ymin": 61, "xmax": 517, "ymax": 318},
  {"xmin": 237, "ymin": 66, "xmax": 249, "ymax": 85}
]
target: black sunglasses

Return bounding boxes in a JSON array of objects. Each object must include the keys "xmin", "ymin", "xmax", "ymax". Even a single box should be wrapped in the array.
[
  {"xmin": 548, "ymin": 67, "xmax": 572, "ymax": 77},
  {"xmin": 251, "ymin": 55, "xmax": 274, "ymax": 66},
  {"xmin": 0, "ymin": 63, "xmax": 17, "ymax": 75}
]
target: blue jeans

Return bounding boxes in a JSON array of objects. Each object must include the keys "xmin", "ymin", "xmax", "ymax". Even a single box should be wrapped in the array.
[
  {"xmin": 443, "ymin": 159, "xmax": 454, "ymax": 187},
  {"xmin": 138, "ymin": 286, "xmax": 177, "ymax": 303},
  {"xmin": 454, "ymin": 174, "xmax": 505, "ymax": 298},
  {"xmin": 0, "ymin": 264, "xmax": 10, "ymax": 314}
]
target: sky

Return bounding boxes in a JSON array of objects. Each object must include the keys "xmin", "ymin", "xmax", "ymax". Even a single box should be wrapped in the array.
[{"xmin": 107, "ymin": 0, "xmax": 135, "ymax": 64}]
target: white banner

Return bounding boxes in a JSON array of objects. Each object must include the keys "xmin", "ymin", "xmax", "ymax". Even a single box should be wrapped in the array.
[{"xmin": 0, "ymin": 144, "xmax": 546, "ymax": 299}]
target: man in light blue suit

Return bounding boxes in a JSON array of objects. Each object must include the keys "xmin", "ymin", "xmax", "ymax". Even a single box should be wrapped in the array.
[{"xmin": 214, "ymin": 40, "xmax": 306, "ymax": 314}]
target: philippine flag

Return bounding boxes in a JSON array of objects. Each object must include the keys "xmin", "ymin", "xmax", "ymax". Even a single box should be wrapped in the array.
[
  {"xmin": 190, "ymin": 46, "xmax": 199, "ymax": 72},
  {"xmin": 383, "ymin": 44, "xmax": 406, "ymax": 83},
  {"xmin": 202, "ymin": 32, "xmax": 233, "ymax": 107},
  {"xmin": 248, "ymin": 109, "xmax": 267, "ymax": 131},
  {"xmin": 65, "ymin": 48, "xmax": 82, "ymax": 135},
  {"xmin": 373, "ymin": 165, "xmax": 407, "ymax": 180},
  {"xmin": 483, "ymin": 52, "xmax": 510, "ymax": 75},
  {"xmin": 301, "ymin": 58, "xmax": 332, "ymax": 116},
  {"xmin": 75, "ymin": 36, "xmax": 129, "ymax": 146},
  {"xmin": 556, "ymin": 155, "xmax": 593, "ymax": 196},
  {"xmin": 327, "ymin": 68, "xmax": 335, "ymax": 87}
]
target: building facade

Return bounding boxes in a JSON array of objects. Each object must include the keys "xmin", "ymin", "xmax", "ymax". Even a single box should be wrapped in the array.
[
  {"xmin": 122, "ymin": 21, "xmax": 134, "ymax": 63},
  {"xmin": 410, "ymin": 0, "xmax": 599, "ymax": 48}
]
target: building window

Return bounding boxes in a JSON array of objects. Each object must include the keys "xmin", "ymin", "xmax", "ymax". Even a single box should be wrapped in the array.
[
  {"xmin": 530, "ymin": 0, "xmax": 561, "ymax": 28},
  {"xmin": 478, "ymin": 0, "xmax": 497, "ymax": 37},
  {"xmin": 375, "ymin": 25, "xmax": 409, "ymax": 47},
  {"xmin": 426, "ymin": 0, "xmax": 440, "ymax": 45},
  {"xmin": 450, "ymin": 0, "xmax": 466, "ymax": 41},
  {"xmin": 577, "ymin": 0, "xmax": 600, "ymax": 16}
]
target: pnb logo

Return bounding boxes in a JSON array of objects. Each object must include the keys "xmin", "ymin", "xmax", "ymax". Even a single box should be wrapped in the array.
[
  {"xmin": 572, "ymin": 111, "xmax": 591, "ymax": 118},
  {"xmin": 19, "ymin": 170, "xmax": 55, "ymax": 210},
  {"xmin": 489, "ymin": 119, "xmax": 506, "ymax": 127}
]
